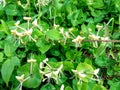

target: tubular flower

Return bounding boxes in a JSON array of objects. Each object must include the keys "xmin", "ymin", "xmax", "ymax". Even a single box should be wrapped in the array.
[
  {"xmin": 23, "ymin": 17, "xmax": 31, "ymax": 21},
  {"xmin": 16, "ymin": 74, "xmax": 25, "ymax": 83},
  {"xmin": 89, "ymin": 34, "xmax": 100, "ymax": 40},
  {"xmin": 72, "ymin": 35, "xmax": 85, "ymax": 47}
]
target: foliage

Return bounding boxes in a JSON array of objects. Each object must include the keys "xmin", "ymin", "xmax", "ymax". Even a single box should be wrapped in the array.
[{"xmin": 0, "ymin": 0, "xmax": 120, "ymax": 90}]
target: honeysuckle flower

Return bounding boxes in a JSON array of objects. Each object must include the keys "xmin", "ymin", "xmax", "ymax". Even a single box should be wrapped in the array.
[
  {"xmin": 45, "ymin": 73, "xmax": 52, "ymax": 78},
  {"xmin": 94, "ymin": 68, "xmax": 99, "ymax": 77},
  {"xmin": 101, "ymin": 37, "xmax": 109, "ymax": 40},
  {"xmin": 60, "ymin": 84, "xmax": 64, "ymax": 90},
  {"xmin": 72, "ymin": 35, "xmax": 85, "ymax": 47},
  {"xmin": 0, "ymin": 0, "xmax": 6, "ymax": 7},
  {"xmin": 16, "ymin": 74, "xmax": 25, "ymax": 83},
  {"xmin": 24, "ymin": 28, "xmax": 33, "ymax": 35},
  {"xmin": 40, "ymin": 62, "xmax": 44, "ymax": 69},
  {"xmin": 96, "ymin": 25, "xmax": 103, "ymax": 30},
  {"xmin": 23, "ymin": 17, "xmax": 31, "ymax": 21},
  {"xmin": 59, "ymin": 27, "xmax": 64, "ymax": 34},
  {"xmin": 43, "ymin": 58, "xmax": 48, "ymax": 63},
  {"xmin": 78, "ymin": 72, "xmax": 86, "ymax": 78},
  {"xmin": 15, "ymin": 21, "xmax": 20, "ymax": 26},
  {"xmin": 89, "ymin": 34, "xmax": 100, "ymax": 40},
  {"xmin": 72, "ymin": 35, "xmax": 85, "ymax": 43},
  {"xmin": 27, "ymin": 59, "xmax": 36, "ymax": 63},
  {"xmin": 32, "ymin": 19, "xmax": 38, "ymax": 26},
  {"xmin": 65, "ymin": 32, "xmax": 70, "ymax": 38},
  {"xmin": 54, "ymin": 24, "xmax": 59, "ymax": 29},
  {"xmin": 69, "ymin": 28, "xmax": 73, "ymax": 32}
]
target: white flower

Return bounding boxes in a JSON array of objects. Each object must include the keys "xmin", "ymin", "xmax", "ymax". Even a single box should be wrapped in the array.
[
  {"xmin": 94, "ymin": 68, "xmax": 99, "ymax": 78},
  {"xmin": 96, "ymin": 25, "xmax": 103, "ymax": 30},
  {"xmin": 69, "ymin": 28, "xmax": 73, "ymax": 32},
  {"xmin": 59, "ymin": 27, "xmax": 64, "ymax": 34},
  {"xmin": 40, "ymin": 62, "xmax": 44, "ymax": 69},
  {"xmin": 65, "ymin": 32, "xmax": 70, "ymax": 38},
  {"xmin": 78, "ymin": 72, "xmax": 86, "ymax": 78},
  {"xmin": 15, "ymin": 21, "xmax": 20, "ymax": 26},
  {"xmin": 32, "ymin": 19, "xmax": 38, "ymax": 26},
  {"xmin": 43, "ymin": 58, "xmax": 48, "ymax": 63},
  {"xmin": 23, "ymin": 17, "xmax": 31, "ymax": 21},
  {"xmin": 89, "ymin": 34, "xmax": 100, "ymax": 40},
  {"xmin": 27, "ymin": 59, "xmax": 36, "ymax": 63},
  {"xmin": 72, "ymin": 35, "xmax": 85, "ymax": 43},
  {"xmin": 16, "ymin": 74, "xmax": 24, "ymax": 83},
  {"xmin": 45, "ymin": 73, "xmax": 52, "ymax": 78},
  {"xmin": 24, "ymin": 29, "xmax": 33, "ymax": 35},
  {"xmin": 101, "ymin": 37, "xmax": 109, "ymax": 40},
  {"xmin": 60, "ymin": 84, "xmax": 64, "ymax": 90},
  {"xmin": 0, "ymin": 0, "xmax": 6, "ymax": 7},
  {"xmin": 72, "ymin": 35, "xmax": 85, "ymax": 47}
]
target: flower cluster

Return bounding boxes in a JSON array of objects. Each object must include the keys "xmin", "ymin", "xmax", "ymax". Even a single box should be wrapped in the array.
[
  {"xmin": 72, "ymin": 68, "xmax": 100, "ymax": 83},
  {"xmin": 11, "ymin": 17, "xmax": 39, "ymax": 44},
  {"xmin": 40, "ymin": 58, "xmax": 63, "ymax": 84}
]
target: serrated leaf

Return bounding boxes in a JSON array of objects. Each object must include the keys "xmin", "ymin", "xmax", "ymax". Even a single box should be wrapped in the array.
[
  {"xmin": 1, "ymin": 57, "xmax": 20, "ymax": 86},
  {"xmin": 46, "ymin": 30, "xmax": 61, "ymax": 40}
]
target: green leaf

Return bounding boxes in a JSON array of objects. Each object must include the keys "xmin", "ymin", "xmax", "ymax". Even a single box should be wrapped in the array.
[
  {"xmin": 63, "ymin": 61, "xmax": 74, "ymax": 71},
  {"xmin": 92, "ymin": 84, "xmax": 106, "ymax": 90},
  {"xmin": 0, "ymin": 52, "xmax": 3, "ymax": 62},
  {"xmin": 40, "ymin": 84, "xmax": 56, "ymax": 90},
  {"xmin": 0, "ymin": 20, "xmax": 9, "ymax": 34},
  {"xmin": 4, "ymin": 41, "xmax": 15, "ymax": 57},
  {"xmin": 36, "ymin": 37, "xmax": 51, "ymax": 54},
  {"xmin": 76, "ymin": 63, "xmax": 94, "ymax": 82},
  {"xmin": 17, "ymin": 63, "xmax": 42, "ymax": 88},
  {"xmin": 46, "ymin": 30, "xmax": 61, "ymax": 40},
  {"xmin": 65, "ymin": 86, "xmax": 73, "ymax": 90},
  {"xmin": 5, "ymin": 4, "xmax": 17, "ymax": 16},
  {"xmin": 1, "ymin": 57, "xmax": 20, "ymax": 86}
]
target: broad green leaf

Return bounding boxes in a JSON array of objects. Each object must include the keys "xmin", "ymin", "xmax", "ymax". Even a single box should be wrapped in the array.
[
  {"xmin": 0, "ymin": 20, "xmax": 9, "ymax": 34},
  {"xmin": 4, "ymin": 41, "xmax": 15, "ymax": 57},
  {"xmin": 17, "ymin": 63, "xmax": 42, "ymax": 88},
  {"xmin": 76, "ymin": 63, "xmax": 94, "ymax": 82},
  {"xmin": 36, "ymin": 37, "xmax": 51, "ymax": 54},
  {"xmin": 63, "ymin": 61, "xmax": 74, "ymax": 71},
  {"xmin": 1, "ymin": 57, "xmax": 20, "ymax": 86},
  {"xmin": 65, "ymin": 86, "xmax": 73, "ymax": 90},
  {"xmin": 92, "ymin": 84, "xmax": 106, "ymax": 90},
  {"xmin": 5, "ymin": 4, "xmax": 17, "ymax": 16},
  {"xmin": 40, "ymin": 84, "xmax": 56, "ymax": 90},
  {"xmin": 46, "ymin": 30, "xmax": 61, "ymax": 40}
]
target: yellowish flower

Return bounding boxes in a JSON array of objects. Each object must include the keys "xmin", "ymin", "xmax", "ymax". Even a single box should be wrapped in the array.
[
  {"xmin": 15, "ymin": 21, "xmax": 20, "ymax": 26},
  {"xmin": 23, "ymin": 17, "xmax": 31, "ymax": 21},
  {"xmin": 16, "ymin": 74, "xmax": 24, "ymax": 83},
  {"xmin": 89, "ymin": 34, "xmax": 100, "ymax": 40},
  {"xmin": 27, "ymin": 59, "xmax": 36, "ymax": 63}
]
